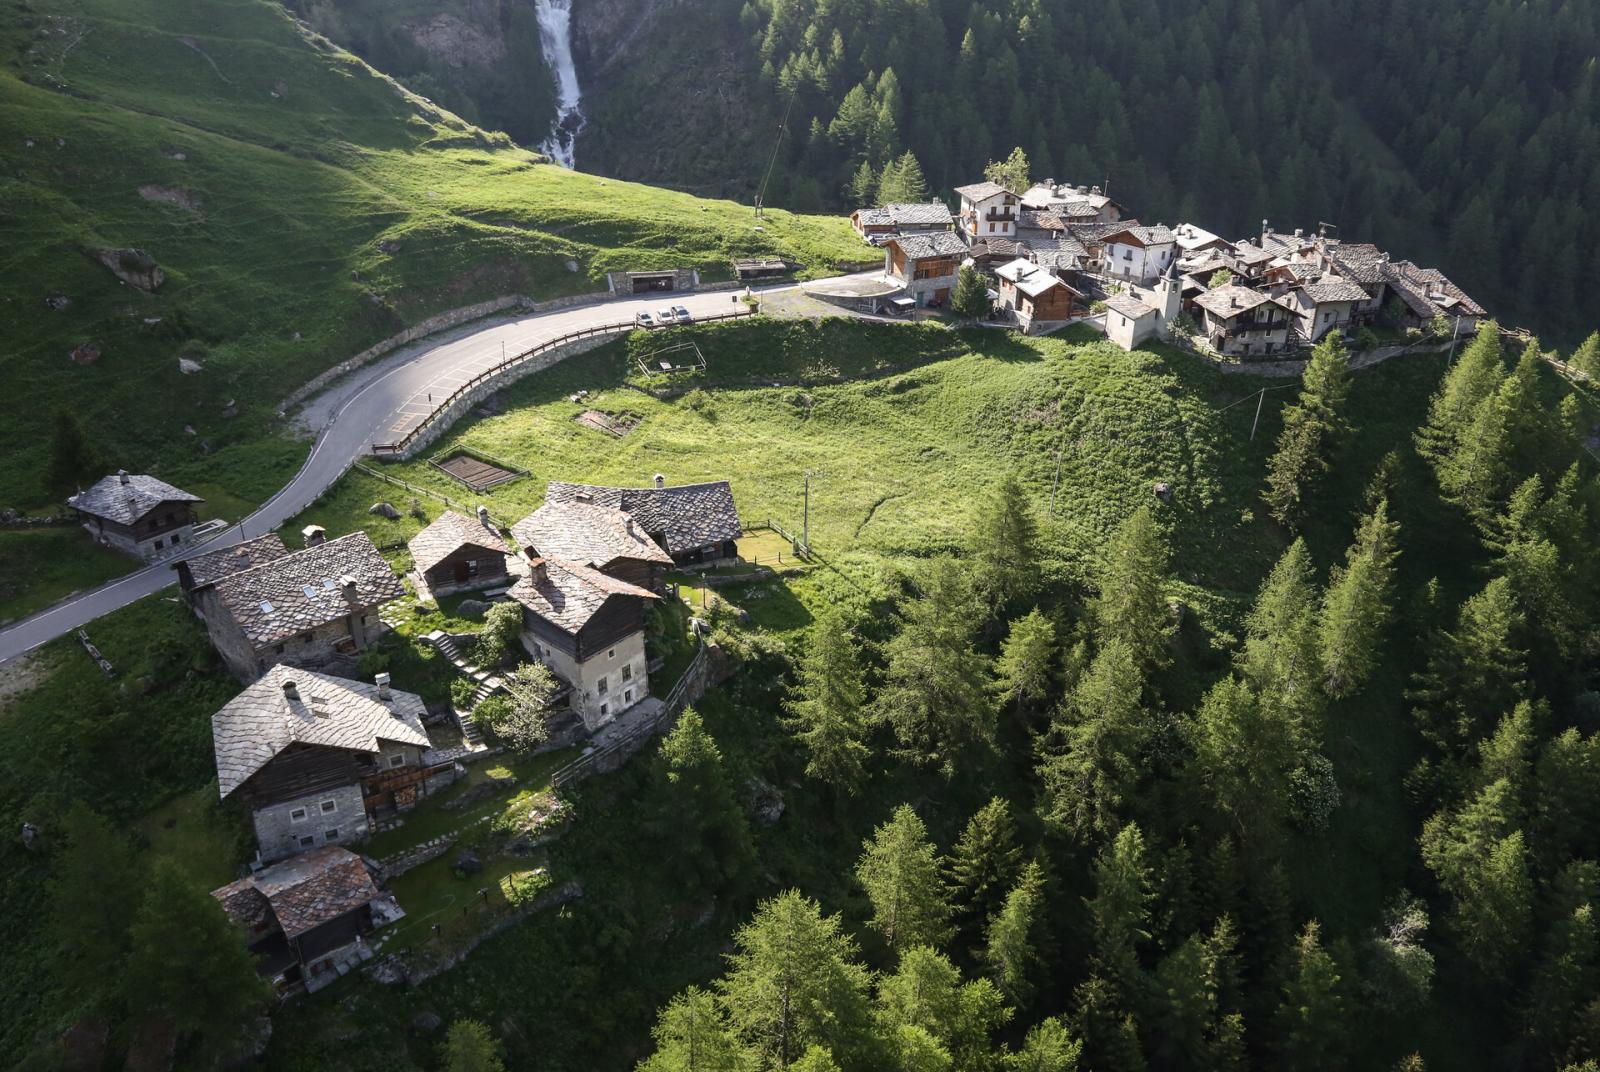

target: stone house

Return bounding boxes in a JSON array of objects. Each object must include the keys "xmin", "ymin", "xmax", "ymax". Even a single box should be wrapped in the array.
[
  {"xmin": 512, "ymin": 499, "xmax": 674, "ymax": 591},
  {"xmin": 508, "ymin": 555, "xmax": 658, "ymax": 732},
  {"xmin": 1102, "ymin": 225, "xmax": 1178, "ymax": 284},
  {"xmin": 1103, "ymin": 292, "xmax": 1161, "ymax": 350},
  {"xmin": 212, "ymin": 665, "xmax": 449, "ymax": 863},
  {"xmin": 211, "ymin": 846, "xmax": 400, "ymax": 994},
  {"xmin": 883, "ymin": 231, "xmax": 969, "ymax": 306},
  {"xmin": 407, "ymin": 509, "xmax": 511, "ymax": 597},
  {"xmin": 954, "ymin": 181, "xmax": 1019, "ymax": 241},
  {"xmin": 850, "ymin": 201, "xmax": 954, "ymax": 244},
  {"xmin": 196, "ymin": 529, "xmax": 405, "ymax": 682},
  {"xmin": 1280, "ymin": 279, "xmax": 1370, "ymax": 342},
  {"xmin": 67, "ymin": 471, "xmax": 202, "ymax": 561},
  {"xmin": 542, "ymin": 476, "xmax": 741, "ymax": 568},
  {"xmin": 1019, "ymin": 181, "xmax": 1121, "ymax": 223},
  {"xmin": 1193, "ymin": 285, "xmax": 1298, "ymax": 357},
  {"xmin": 175, "ymin": 533, "xmax": 289, "ymax": 616},
  {"xmin": 994, "ymin": 257, "xmax": 1085, "ymax": 333},
  {"xmin": 1383, "ymin": 260, "xmax": 1486, "ymax": 333}
]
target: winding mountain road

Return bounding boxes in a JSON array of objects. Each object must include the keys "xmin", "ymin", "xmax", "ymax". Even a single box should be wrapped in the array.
[{"xmin": 0, "ymin": 282, "xmax": 825, "ymax": 667}]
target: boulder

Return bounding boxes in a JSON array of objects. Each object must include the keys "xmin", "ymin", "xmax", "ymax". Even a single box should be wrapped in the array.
[
  {"xmin": 44, "ymin": 294, "xmax": 69, "ymax": 310},
  {"xmin": 369, "ymin": 501, "xmax": 401, "ymax": 520},
  {"xmin": 90, "ymin": 247, "xmax": 165, "ymax": 292},
  {"xmin": 454, "ymin": 849, "xmax": 483, "ymax": 874},
  {"xmin": 69, "ymin": 342, "xmax": 101, "ymax": 366},
  {"xmin": 744, "ymin": 776, "xmax": 785, "ymax": 826},
  {"xmin": 378, "ymin": 239, "xmax": 402, "ymax": 254},
  {"xmin": 456, "ymin": 599, "xmax": 491, "ymax": 620},
  {"xmin": 409, "ymin": 1011, "xmax": 443, "ymax": 1035},
  {"xmin": 178, "ymin": 356, "xmax": 202, "ymax": 374}
]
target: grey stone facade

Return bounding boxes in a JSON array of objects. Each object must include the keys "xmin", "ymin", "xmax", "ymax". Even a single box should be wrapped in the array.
[{"xmin": 253, "ymin": 782, "xmax": 368, "ymax": 864}]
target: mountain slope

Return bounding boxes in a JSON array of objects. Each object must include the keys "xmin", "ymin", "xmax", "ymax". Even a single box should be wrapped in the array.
[{"xmin": 0, "ymin": 0, "xmax": 860, "ymax": 513}]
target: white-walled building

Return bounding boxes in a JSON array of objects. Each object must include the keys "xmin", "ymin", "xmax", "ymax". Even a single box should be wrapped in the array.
[
  {"xmin": 1102, "ymin": 225, "xmax": 1178, "ymax": 284},
  {"xmin": 954, "ymin": 181, "xmax": 1019, "ymax": 242}
]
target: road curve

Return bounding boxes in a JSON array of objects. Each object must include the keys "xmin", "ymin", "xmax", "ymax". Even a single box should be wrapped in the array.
[{"xmin": 0, "ymin": 282, "xmax": 817, "ymax": 667}]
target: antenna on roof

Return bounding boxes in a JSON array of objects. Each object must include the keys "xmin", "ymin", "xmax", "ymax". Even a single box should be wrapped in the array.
[
  {"xmin": 1317, "ymin": 221, "xmax": 1338, "ymax": 238},
  {"xmin": 754, "ymin": 85, "xmax": 798, "ymax": 221}
]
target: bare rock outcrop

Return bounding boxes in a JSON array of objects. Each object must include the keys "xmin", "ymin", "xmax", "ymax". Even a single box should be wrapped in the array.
[{"xmin": 89, "ymin": 247, "xmax": 164, "ymax": 291}]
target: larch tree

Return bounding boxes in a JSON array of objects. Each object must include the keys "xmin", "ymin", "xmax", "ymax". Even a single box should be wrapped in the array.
[
  {"xmin": 1318, "ymin": 498, "xmax": 1400, "ymax": 697},
  {"xmin": 1091, "ymin": 506, "xmax": 1172, "ymax": 670},
  {"xmin": 640, "ymin": 987, "xmax": 746, "ymax": 1072},
  {"xmin": 1272, "ymin": 921, "xmax": 1348, "ymax": 1072},
  {"xmin": 1570, "ymin": 330, "xmax": 1600, "ymax": 380},
  {"xmin": 983, "ymin": 860, "xmax": 1047, "ymax": 1003},
  {"xmin": 718, "ymin": 891, "xmax": 874, "ymax": 1070},
  {"xmin": 994, "ymin": 609, "xmax": 1056, "ymax": 716},
  {"xmin": 970, "ymin": 475, "xmax": 1040, "ymax": 615},
  {"xmin": 983, "ymin": 146, "xmax": 1031, "ymax": 192},
  {"xmin": 441, "ymin": 1020, "xmax": 508, "ymax": 1072},
  {"xmin": 1415, "ymin": 319, "xmax": 1504, "ymax": 461},
  {"xmin": 951, "ymin": 264, "xmax": 993, "ymax": 321},
  {"xmin": 856, "ymin": 804, "xmax": 952, "ymax": 954},
  {"xmin": 1410, "ymin": 576, "xmax": 1526, "ymax": 762},
  {"xmin": 1263, "ymin": 330, "xmax": 1350, "ymax": 526},
  {"xmin": 848, "ymin": 159, "xmax": 878, "ymax": 206},
  {"xmin": 876, "ymin": 944, "xmax": 1009, "ymax": 1070},
  {"xmin": 1003, "ymin": 1018, "xmax": 1082, "ymax": 1072},
  {"xmin": 1419, "ymin": 779, "xmax": 1534, "ymax": 976},
  {"xmin": 876, "ymin": 559, "xmax": 996, "ymax": 777},
  {"xmin": 654, "ymin": 707, "xmax": 754, "ymax": 886},
  {"xmin": 1238, "ymin": 538, "xmax": 1323, "ymax": 723},
  {"xmin": 784, "ymin": 605, "xmax": 871, "ymax": 791},
  {"xmin": 945, "ymin": 796, "xmax": 1023, "ymax": 928},
  {"xmin": 1037, "ymin": 638, "xmax": 1149, "ymax": 843},
  {"xmin": 1150, "ymin": 916, "xmax": 1245, "ymax": 1072},
  {"xmin": 879, "ymin": 150, "xmax": 929, "ymax": 202},
  {"xmin": 1187, "ymin": 676, "xmax": 1302, "ymax": 851},
  {"xmin": 1085, "ymin": 823, "xmax": 1153, "ymax": 1000}
]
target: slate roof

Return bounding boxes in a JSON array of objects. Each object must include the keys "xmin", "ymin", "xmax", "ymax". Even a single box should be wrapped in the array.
[
  {"xmin": 1031, "ymin": 247, "xmax": 1086, "ymax": 272},
  {"xmin": 1323, "ymin": 242, "xmax": 1388, "ymax": 284},
  {"xmin": 996, "ymin": 258, "xmax": 1069, "ymax": 298},
  {"xmin": 68, "ymin": 473, "xmax": 202, "ymax": 525},
  {"xmin": 1194, "ymin": 285, "xmax": 1276, "ymax": 318},
  {"xmin": 212, "ymin": 846, "xmax": 380, "ymax": 940},
  {"xmin": 1267, "ymin": 260, "xmax": 1320, "ymax": 282},
  {"xmin": 1106, "ymin": 224, "xmax": 1176, "ymax": 247},
  {"xmin": 212, "ymin": 532, "xmax": 405, "ymax": 648},
  {"xmin": 507, "ymin": 555, "xmax": 658, "ymax": 636},
  {"xmin": 511, "ymin": 501, "xmax": 673, "ymax": 569},
  {"xmin": 954, "ymin": 181, "xmax": 1013, "ymax": 201},
  {"xmin": 1256, "ymin": 230, "xmax": 1318, "ymax": 256},
  {"xmin": 1301, "ymin": 280, "xmax": 1370, "ymax": 304},
  {"xmin": 1229, "ymin": 243, "xmax": 1277, "ymax": 267},
  {"xmin": 1068, "ymin": 220, "xmax": 1141, "ymax": 245},
  {"xmin": 968, "ymin": 236, "xmax": 1029, "ymax": 260},
  {"xmin": 856, "ymin": 202, "xmax": 953, "ymax": 228},
  {"xmin": 1173, "ymin": 223, "xmax": 1226, "ymax": 252},
  {"xmin": 889, "ymin": 231, "xmax": 970, "ymax": 260},
  {"xmin": 181, "ymin": 534, "xmax": 289, "ymax": 590},
  {"xmin": 544, "ymin": 480, "xmax": 740, "ymax": 556},
  {"xmin": 1385, "ymin": 261, "xmax": 1487, "ymax": 318},
  {"xmin": 1104, "ymin": 293, "xmax": 1157, "ymax": 319},
  {"xmin": 407, "ymin": 511, "xmax": 510, "ymax": 577},
  {"xmin": 211, "ymin": 664, "xmax": 430, "ymax": 798}
]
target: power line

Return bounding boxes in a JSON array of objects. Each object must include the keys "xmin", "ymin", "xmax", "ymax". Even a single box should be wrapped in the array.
[{"xmin": 753, "ymin": 86, "xmax": 798, "ymax": 219}]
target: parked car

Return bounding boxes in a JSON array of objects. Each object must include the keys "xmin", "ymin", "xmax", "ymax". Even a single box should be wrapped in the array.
[
  {"xmin": 635, "ymin": 310, "xmax": 656, "ymax": 328},
  {"xmin": 658, "ymin": 308, "xmax": 677, "ymax": 324},
  {"xmin": 671, "ymin": 304, "xmax": 692, "ymax": 323}
]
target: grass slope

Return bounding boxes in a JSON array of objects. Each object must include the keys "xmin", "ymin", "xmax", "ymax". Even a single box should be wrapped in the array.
[{"xmin": 0, "ymin": 0, "xmax": 861, "ymax": 517}]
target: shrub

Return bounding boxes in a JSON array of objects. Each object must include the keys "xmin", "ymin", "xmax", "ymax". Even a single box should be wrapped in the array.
[
  {"xmin": 1354, "ymin": 326, "xmax": 1380, "ymax": 351},
  {"xmin": 450, "ymin": 676, "xmax": 478, "ymax": 711},
  {"xmin": 475, "ymin": 601, "xmax": 523, "ymax": 667}
]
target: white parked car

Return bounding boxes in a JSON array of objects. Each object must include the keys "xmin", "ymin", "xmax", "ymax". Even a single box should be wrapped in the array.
[
  {"xmin": 658, "ymin": 307, "xmax": 677, "ymax": 324},
  {"xmin": 671, "ymin": 304, "xmax": 692, "ymax": 323},
  {"xmin": 635, "ymin": 310, "xmax": 656, "ymax": 328}
]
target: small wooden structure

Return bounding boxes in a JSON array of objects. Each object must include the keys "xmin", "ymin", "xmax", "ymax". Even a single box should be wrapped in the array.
[
  {"xmin": 733, "ymin": 258, "xmax": 788, "ymax": 280},
  {"xmin": 430, "ymin": 448, "xmax": 527, "ymax": 492},
  {"xmin": 634, "ymin": 341, "xmax": 707, "ymax": 379}
]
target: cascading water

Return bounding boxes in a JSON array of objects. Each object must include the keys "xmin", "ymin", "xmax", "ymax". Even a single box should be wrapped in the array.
[{"xmin": 534, "ymin": 0, "xmax": 584, "ymax": 168}]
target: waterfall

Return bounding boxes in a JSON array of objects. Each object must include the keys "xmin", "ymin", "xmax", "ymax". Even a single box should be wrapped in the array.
[{"xmin": 534, "ymin": 0, "xmax": 584, "ymax": 168}]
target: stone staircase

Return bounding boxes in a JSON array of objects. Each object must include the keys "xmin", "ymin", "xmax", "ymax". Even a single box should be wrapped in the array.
[{"xmin": 425, "ymin": 629, "xmax": 501, "ymax": 750}]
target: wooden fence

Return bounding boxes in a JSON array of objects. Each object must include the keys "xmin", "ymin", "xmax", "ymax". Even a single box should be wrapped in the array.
[
  {"xmin": 351, "ymin": 462, "xmax": 516, "ymax": 531},
  {"xmin": 371, "ymin": 307, "xmax": 755, "ymax": 458},
  {"xmin": 550, "ymin": 640, "xmax": 709, "ymax": 791}
]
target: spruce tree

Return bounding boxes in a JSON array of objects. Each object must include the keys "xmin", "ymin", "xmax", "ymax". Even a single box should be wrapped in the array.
[
  {"xmin": 983, "ymin": 861, "xmax": 1047, "ymax": 1002},
  {"xmin": 946, "ymin": 797, "xmax": 1023, "ymax": 927},
  {"xmin": 44, "ymin": 409, "xmax": 102, "ymax": 499},
  {"xmin": 1272, "ymin": 922, "xmax": 1348, "ymax": 1072},
  {"xmin": 1263, "ymin": 330, "xmax": 1350, "ymax": 526},
  {"xmin": 1318, "ymin": 499, "xmax": 1400, "ymax": 697},
  {"xmin": 1150, "ymin": 917, "xmax": 1244, "ymax": 1072},
  {"xmin": 1091, "ymin": 506, "xmax": 1172, "ymax": 669},
  {"xmin": 1410, "ymin": 577, "xmax": 1526, "ymax": 761},
  {"xmin": 879, "ymin": 150, "xmax": 929, "ymax": 202},
  {"xmin": 1238, "ymin": 538, "xmax": 1322, "ymax": 722},
  {"xmin": 654, "ymin": 707, "xmax": 754, "ymax": 885},
  {"xmin": 1419, "ymin": 780, "xmax": 1534, "ymax": 975},
  {"xmin": 970, "ymin": 475, "xmax": 1039, "ymax": 613},
  {"xmin": 994, "ymin": 609, "xmax": 1057, "ymax": 717},
  {"xmin": 848, "ymin": 160, "xmax": 878, "ymax": 206},
  {"xmin": 784, "ymin": 606, "xmax": 871, "ymax": 791},
  {"xmin": 1085, "ymin": 823, "xmax": 1152, "ymax": 999},
  {"xmin": 856, "ymin": 804, "xmax": 952, "ymax": 953},
  {"xmin": 1571, "ymin": 330, "xmax": 1600, "ymax": 380},
  {"xmin": 951, "ymin": 265, "xmax": 993, "ymax": 321},
  {"xmin": 1188, "ymin": 676, "xmax": 1301, "ymax": 850},
  {"xmin": 876, "ymin": 559, "xmax": 996, "ymax": 776},
  {"xmin": 1003, "ymin": 1018, "xmax": 1082, "ymax": 1072},
  {"xmin": 1037, "ymin": 639, "xmax": 1148, "ymax": 842}
]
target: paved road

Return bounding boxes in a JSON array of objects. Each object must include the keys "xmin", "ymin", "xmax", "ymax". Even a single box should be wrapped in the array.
[{"xmin": 0, "ymin": 283, "xmax": 814, "ymax": 667}]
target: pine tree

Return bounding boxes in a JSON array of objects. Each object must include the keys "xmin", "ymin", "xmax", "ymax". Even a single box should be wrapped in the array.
[
  {"xmin": 1318, "ymin": 499, "xmax": 1400, "ymax": 697},
  {"xmin": 784, "ymin": 605, "xmax": 870, "ymax": 791},
  {"xmin": 970, "ymin": 475, "xmax": 1039, "ymax": 613},
  {"xmin": 719, "ymin": 891, "xmax": 874, "ymax": 1069},
  {"xmin": 1238, "ymin": 538, "xmax": 1322, "ymax": 722},
  {"xmin": 442, "ymin": 1020, "xmax": 508, "ymax": 1072},
  {"xmin": 1410, "ymin": 577, "xmax": 1526, "ymax": 761},
  {"xmin": 983, "ymin": 860, "xmax": 1046, "ymax": 1002},
  {"xmin": 876, "ymin": 559, "xmax": 996, "ymax": 776},
  {"xmin": 879, "ymin": 150, "xmax": 928, "ymax": 202},
  {"xmin": 641, "ymin": 988, "xmax": 746, "ymax": 1072},
  {"xmin": 1272, "ymin": 921, "xmax": 1348, "ymax": 1072},
  {"xmin": 1091, "ymin": 506, "xmax": 1172, "ymax": 669},
  {"xmin": 856, "ymin": 804, "xmax": 952, "ymax": 953},
  {"xmin": 945, "ymin": 797, "xmax": 1023, "ymax": 927},
  {"xmin": 123, "ymin": 859, "xmax": 271, "ymax": 1060},
  {"xmin": 848, "ymin": 160, "xmax": 878, "ymax": 206},
  {"xmin": 1037, "ymin": 639, "xmax": 1148, "ymax": 842},
  {"xmin": 1003, "ymin": 1018, "xmax": 1082, "ymax": 1072},
  {"xmin": 951, "ymin": 265, "xmax": 993, "ymax": 321},
  {"xmin": 1263, "ymin": 331, "xmax": 1350, "ymax": 526},
  {"xmin": 994, "ymin": 609, "xmax": 1056, "ymax": 716}
]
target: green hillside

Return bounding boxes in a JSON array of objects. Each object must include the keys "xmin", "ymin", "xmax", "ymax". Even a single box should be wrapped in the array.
[{"xmin": 0, "ymin": 0, "xmax": 861, "ymax": 519}]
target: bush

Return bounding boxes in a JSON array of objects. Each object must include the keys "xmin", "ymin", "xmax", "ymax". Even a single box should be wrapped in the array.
[
  {"xmin": 450, "ymin": 676, "xmax": 478, "ymax": 711},
  {"xmin": 1354, "ymin": 326, "xmax": 1380, "ymax": 351},
  {"xmin": 475, "ymin": 601, "xmax": 523, "ymax": 667}
]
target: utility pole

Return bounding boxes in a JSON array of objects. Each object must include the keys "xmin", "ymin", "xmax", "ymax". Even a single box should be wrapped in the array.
[
  {"xmin": 802, "ymin": 470, "xmax": 810, "ymax": 552},
  {"xmin": 1250, "ymin": 388, "xmax": 1267, "ymax": 441},
  {"xmin": 754, "ymin": 87, "xmax": 797, "ymax": 220}
]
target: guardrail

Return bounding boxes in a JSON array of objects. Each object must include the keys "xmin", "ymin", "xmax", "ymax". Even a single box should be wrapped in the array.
[
  {"xmin": 371, "ymin": 306, "xmax": 756, "ymax": 459},
  {"xmin": 551, "ymin": 640, "xmax": 708, "ymax": 791}
]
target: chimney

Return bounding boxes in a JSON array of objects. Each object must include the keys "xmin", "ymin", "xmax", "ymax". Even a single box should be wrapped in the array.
[
  {"xmin": 477, "ymin": 504, "xmax": 492, "ymax": 530},
  {"xmin": 526, "ymin": 554, "xmax": 548, "ymax": 584},
  {"xmin": 575, "ymin": 491, "xmax": 592, "ymax": 504},
  {"xmin": 117, "ymin": 469, "xmax": 130, "ymax": 486},
  {"xmin": 1231, "ymin": 295, "xmax": 1239, "ymax": 309},
  {"xmin": 302, "ymin": 524, "xmax": 326, "ymax": 547},
  {"xmin": 1294, "ymin": 227, "xmax": 1303, "ymax": 239},
  {"xmin": 653, "ymin": 473, "xmax": 666, "ymax": 490},
  {"xmin": 340, "ymin": 574, "xmax": 358, "ymax": 600},
  {"xmin": 1261, "ymin": 219, "xmax": 1270, "ymax": 245},
  {"xmin": 375, "ymin": 672, "xmax": 391, "ymax": 701},
  {"xmin": 625, "ymin": 516, "xmax": 637, "ymax": 537},
  {"xmin": 281, "ymin": 678, "xmax": 299, "ymax": 702}
]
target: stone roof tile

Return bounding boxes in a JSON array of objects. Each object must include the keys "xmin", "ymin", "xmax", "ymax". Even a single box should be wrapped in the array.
[
  {"xmin": 407, "ymin": 511, "xmax": 509, "ymax": 577},
  {"xmin": 68, "ymin": 473, "xmax": 201, "ymax": 525},
  {"xmin": 213, "ymin": 532, "xmax": 404, "ymax": 647}
]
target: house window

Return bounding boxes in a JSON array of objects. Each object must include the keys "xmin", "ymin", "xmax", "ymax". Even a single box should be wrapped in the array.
[
  {"xmin": 621, "ymin": 664, "xmax": 632, "ymax": 682},
  {"xmin": 299, "ymin": 835, "xmax": 316, "ymax": 848},
  {"xmin": 597, "ymin": 676, "xmax": 609, "ymax": 697},
  {"xmin": 171, "ymin": 533, "xmax": 181, "ymax": 545},
  {"xmin": 320, "ymin": 799, "xmax": 338, "ymax": 814},
  {"xmin": 608, "ymin": 648, "xmax": 616, "ymax": 659},
  {"xmin": 600, "ymin": 702, "xmax": 609, "ymax": 717},
  {"xmin": 154, "ymin": 538, "xmax": 164, "ymax": 550},
  {"xmin": 988, "ymin": 223, "xmax": 995, "ymax": 233},
  {"xmin": 1123, "ymin": 250, "xmax": 1133, "ymax": 260},
  {"xmin": 466, "ymin": 559, "xmax": 480, "ymax": 577},
  {"xmin": 624, "ymin": 689, "xmax": 633, "ymax": 704},
  {"xmin": 290, "ymin": 807, "xmax": 308, "ymax": 823},
  {"xmin": 388, "ymin": 754, "xmax": 406, "ymax": 769},
  {"xmin": 325, "ymin": 828, "xmax": 339, "ymax": 841}
]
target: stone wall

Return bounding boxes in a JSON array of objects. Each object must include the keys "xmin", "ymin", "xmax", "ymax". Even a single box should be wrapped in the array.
[{"xmin": 253, "ymin": 782, "xmax": 368, "ymax": 863}]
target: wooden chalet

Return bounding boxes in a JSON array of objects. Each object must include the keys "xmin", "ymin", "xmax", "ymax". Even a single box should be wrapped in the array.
[
  {"xmin": 67, "ymin": 470, "xmax": 203, "ymax": 561},
  {"xmin": 406, "ymin": 509, "xmax": 511, "ymax": 597},
  {"xmin": 511, "ymin": 499, "xmax": 673, "ymax": 591}
]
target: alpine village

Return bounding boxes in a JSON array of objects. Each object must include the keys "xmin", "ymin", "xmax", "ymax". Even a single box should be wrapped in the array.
[{"xmin": 3, "ymin": 2, "xmax": 1600, "ymax": 1071}]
